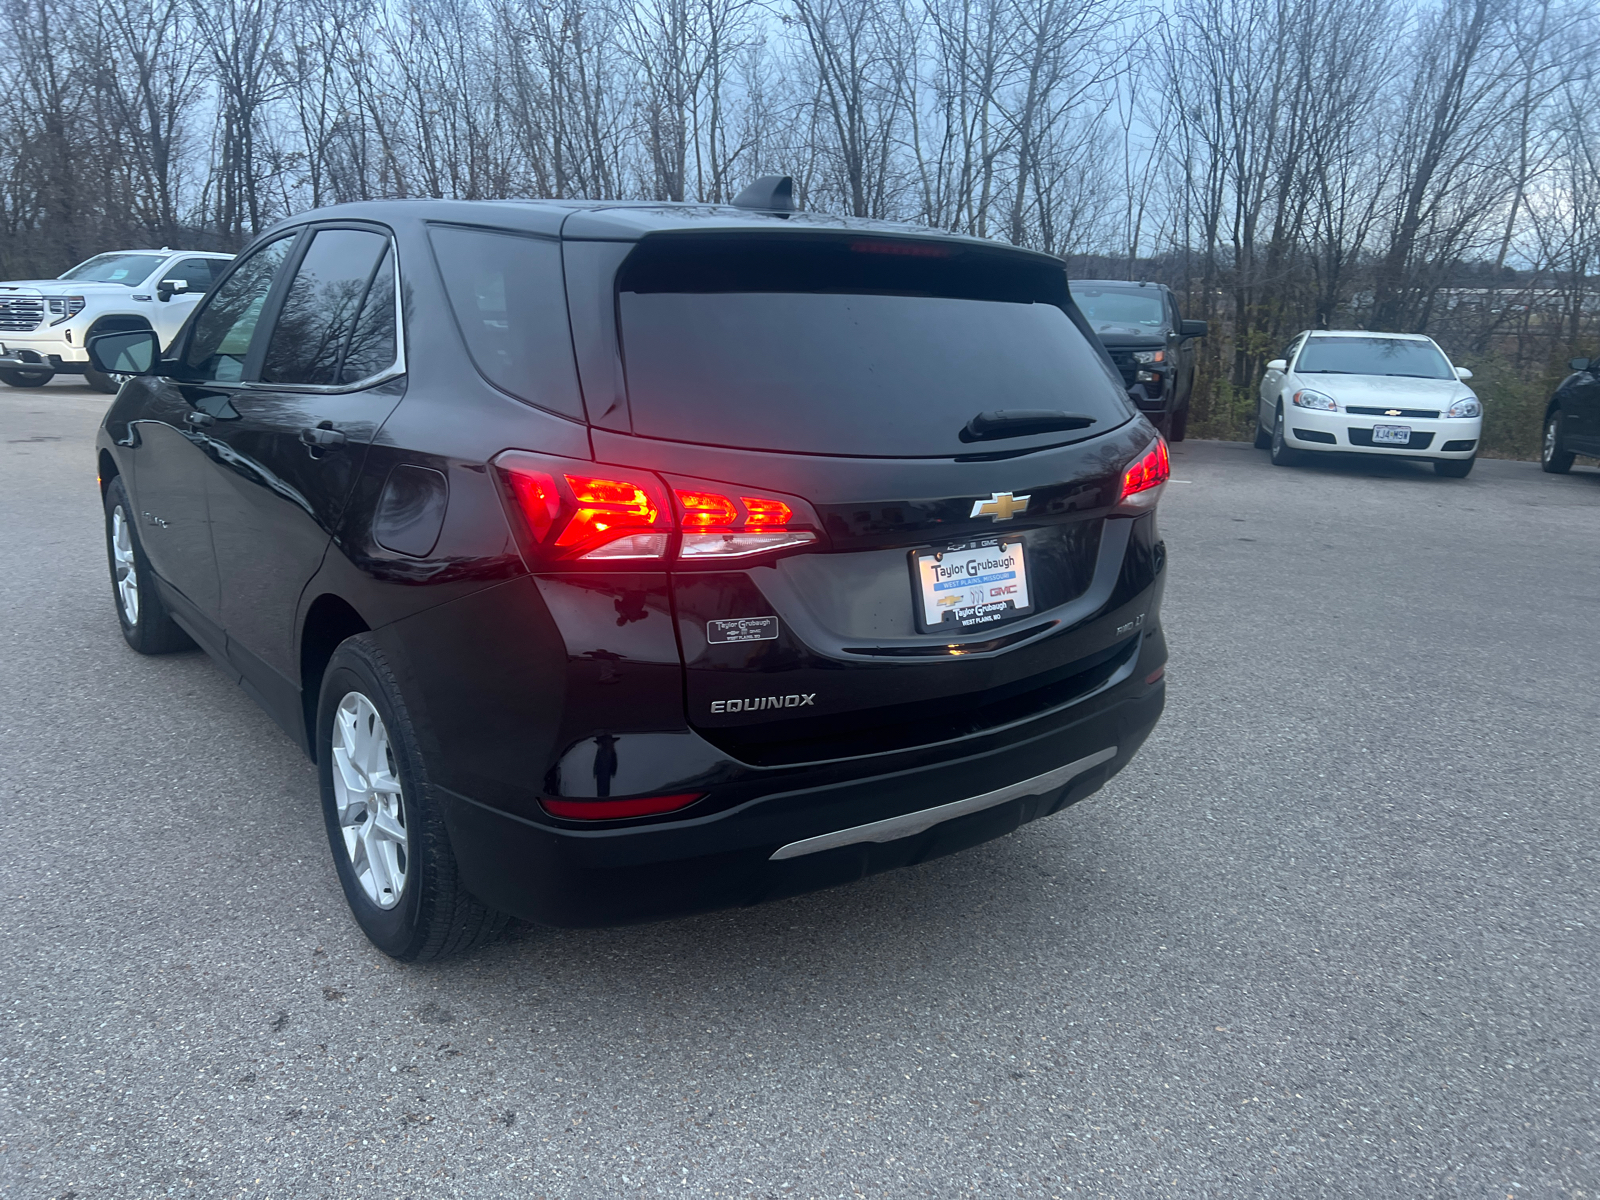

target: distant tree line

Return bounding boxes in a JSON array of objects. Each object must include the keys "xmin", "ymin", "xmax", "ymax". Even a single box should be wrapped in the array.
[{"xmin": 1, "ymin": 0, "xmax": 1595, "ymax": 448}]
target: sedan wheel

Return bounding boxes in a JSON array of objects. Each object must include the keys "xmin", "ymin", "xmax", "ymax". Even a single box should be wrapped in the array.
[
  {"xmin": 1541, "ymin": 410, "xmax": 1575, "ymax": 474},
  {"xmin": 1269, "ymin": 408, "xmax": 1300, "ymax": 466},
  {"xmin": 331, "ymin": 692, "xmax": 410, "ymax": 910}
]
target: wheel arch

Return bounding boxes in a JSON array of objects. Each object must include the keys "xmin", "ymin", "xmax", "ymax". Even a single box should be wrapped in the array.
[
  {"xmin": 86, "ymin": 313, "xmax": 155, "ymax": 336},
  {"xmin": 97, "ymin": 448, "xmax": 119, "ymax": 496},
  {"xmin": 300, "ymin": 594, "xmax": 372, "ymax": 761}
]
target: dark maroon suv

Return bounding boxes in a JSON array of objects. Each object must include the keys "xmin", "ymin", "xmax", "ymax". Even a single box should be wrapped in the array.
[{"xmin": 90, "ymin": 182, "xmax": 1171, "ymax": 960}]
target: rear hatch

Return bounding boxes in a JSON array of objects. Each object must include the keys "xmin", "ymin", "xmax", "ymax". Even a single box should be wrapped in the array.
[{"xmin": 567, "ymin": 231, "xmax": 1161, "ymax": 765}]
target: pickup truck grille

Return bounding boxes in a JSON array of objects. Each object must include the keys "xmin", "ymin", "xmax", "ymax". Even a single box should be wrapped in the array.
[{"xmin": 0, "ymin": 297, "xmax": 43, "ymax": 332}]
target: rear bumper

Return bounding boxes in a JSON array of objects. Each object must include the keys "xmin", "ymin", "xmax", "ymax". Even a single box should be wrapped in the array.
[{"xmin": 438, "ymin": 673, "xmax": 1163, "ymax": 927}]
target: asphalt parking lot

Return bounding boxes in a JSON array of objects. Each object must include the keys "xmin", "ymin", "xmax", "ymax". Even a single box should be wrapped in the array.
[{"xmin": 2, "ymin": 381, "xmax": 1598, "ymax": 1199}]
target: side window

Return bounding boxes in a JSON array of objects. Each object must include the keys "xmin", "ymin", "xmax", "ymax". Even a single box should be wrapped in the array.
[
  {"xmin": 338, "ymin": 246, "xmax": 397, "ymax": 384},
  {"xmin": 428, "ymin": 225, "xmax": 583, "ymax": 418},
  {"xmin": 165, "ymin": 258, "xmax": 216, "ymax": 294},
  {"xmin": 184, "ymin": 236, "xmax": 295, "ymax": 383},
  {"xmin": 261, "ymin": 229, "xmax": 394, "ymax": 386},
  {"xmin": 1282, "ymin": 335, "xmax": 1304, "ymax": 366}
]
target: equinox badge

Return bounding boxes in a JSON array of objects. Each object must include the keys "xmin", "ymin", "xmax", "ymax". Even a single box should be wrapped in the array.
[{"xmin": 971, "ymin": 491, "xmax": 1030, "ymax": 521}]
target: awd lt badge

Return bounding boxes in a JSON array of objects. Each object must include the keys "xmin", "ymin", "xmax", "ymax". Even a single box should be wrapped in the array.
[{"xmin": 971, "ymin": 491, "xmax": 1030, "ymax": 521}]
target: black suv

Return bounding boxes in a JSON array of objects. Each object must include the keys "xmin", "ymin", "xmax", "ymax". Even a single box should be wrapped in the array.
[
  {"xmin": 92, "ymin": 185, "xmax": 1171, "ymax": 960},
  {"xmin": 1542, "ymin": 355, "xmax": 1600, "ymax": 473},
  {"xmin": 1070, "ymin": 279, "xmax": 1205, "ymax": 440}
]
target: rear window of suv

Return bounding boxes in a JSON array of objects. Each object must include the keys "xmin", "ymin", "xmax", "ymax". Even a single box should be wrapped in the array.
[{"xmin": 615, "ymin": 234, "xmax": 1131, "ymax": 457}]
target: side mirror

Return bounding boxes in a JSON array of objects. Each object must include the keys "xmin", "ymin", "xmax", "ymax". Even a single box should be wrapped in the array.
[
  {"xmin": 1179, "ymin": 319, "xmax": 1208, "ymax": 338},
  {"xmin": 155, "ymin": 278, "xmax": 190, "ymax": 302},
  {"xmin": 1570, "ymin": 357, "xmax": 1591, "ymax": 373},
  {"xmin": 1265, "ymin": 359, "xmax": 1288, "ymax": 372},
  {"xmin": 1454, "ymin": 366, "xmax": 1473, "ymax": 381},
  {"xmin": 87, "ymin": 329, "xmax": 160, "ymax": 376}
]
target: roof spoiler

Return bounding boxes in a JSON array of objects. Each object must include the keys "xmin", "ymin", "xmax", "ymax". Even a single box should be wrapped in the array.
[{"xmin": 731, "ymin": 175, "xmax": 796, "ymax": 217}]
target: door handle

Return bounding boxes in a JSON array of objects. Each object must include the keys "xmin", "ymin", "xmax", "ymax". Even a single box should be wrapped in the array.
[
  {"xmin": 184, "ymin": 410, "xmax": 214, "ymax": 428},
  {"xmin": 299, "ymin": 425, "xmax": 347, "ymax": 450}
]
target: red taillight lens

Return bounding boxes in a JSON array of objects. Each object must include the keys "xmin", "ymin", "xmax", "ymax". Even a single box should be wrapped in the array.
[
  {"xmin": 557, "ymin": 473, "xmax": 671, "ymax": 558},
  {"xmin": 540, "ymin": 793, "xmax": 704, "ymax": 820},
  {"xmin": 496, "ymin": 452, "xmax": 673, "ymax": 562},
  {"xmin": 1119, "ymin": 437, "xmax": 1170, "ymax": 508},
  {"xmin": 494, "ymin": 451, "xmax": 824, "ymax": 567},
  {"xmin": 506, "ymin": 469, "xmax": 561, "ymax": 540},
  {"xmin": 677, "ymin": 490, "xmax": 740, "ymax": 528},
  {"xmin": 741, "ymin": 496, "xmax": 793, "ymax": 527},
  {"xmin": 672, "ymin": 487, "xmax": 817, "ymax": 560}
]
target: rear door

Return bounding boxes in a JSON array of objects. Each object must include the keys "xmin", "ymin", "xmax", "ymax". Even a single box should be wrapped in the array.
[
  {"xmin": 586, "ymin": 232, "xmax": 1155, "ymax": 765},
  {"xmin": 201, "ymin": 225, "xmax": 404, "ymax": 725}
]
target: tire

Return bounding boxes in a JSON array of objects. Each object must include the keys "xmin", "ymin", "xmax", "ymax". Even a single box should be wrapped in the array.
[
  {"xmin": 1541, "ymin": 409, "xmax": 1575, "ymax": 474},
  {"xmin": 1269, "ymin": 407, "xmax": 1300, "ymax": 466},
  {"xmin": 1253, "ymin": 418, "xmax": 1272, "ymax": 449},
  {"xmin": 83, "ymin": 365, "xmax": 120, "ymax": 394},
  {"xmin": 103, "ymin": 475, "xmax": 195, "ymax": 654},
  {"xmin": 1434, "ymin": 455, "xmax": 1475, "ymax": 478},
  {"xmin": 317, "ymin": 634, "xmax": 507, "ymax": 962},
  {"xmin": 1169, "ymin": 403, "xmax": 1189, "ymax": 443},
  {"xmin": 0, "ymin": 366, "xmax": 54, "ymax": 388}
]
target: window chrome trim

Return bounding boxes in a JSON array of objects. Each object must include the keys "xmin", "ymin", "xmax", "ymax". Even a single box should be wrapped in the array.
[{"xmin": 233, "ymin": 229, "xmax": 406, "ymax": 395}]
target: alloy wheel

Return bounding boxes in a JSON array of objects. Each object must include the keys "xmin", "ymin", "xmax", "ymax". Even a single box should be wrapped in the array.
[
  {"xmin": 331, "ymin": 692, "xmax": 410, "ymax": 909},
  {"xmin": 111, "ymin": 505, "xmax": 139, "ymax": 625},
  {"xmin": 1544, "ymin": 417, "xmax": 1558, "ymax": 463}
]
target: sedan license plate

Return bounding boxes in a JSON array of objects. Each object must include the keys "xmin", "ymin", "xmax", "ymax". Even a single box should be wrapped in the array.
[
  {"xmin": 1372, "ymin": 424, "xmax": 1412, "ymax": 445},
  {"xmin": 913, "ymin": 539, "xmax": 1032, "ymax": 633}
]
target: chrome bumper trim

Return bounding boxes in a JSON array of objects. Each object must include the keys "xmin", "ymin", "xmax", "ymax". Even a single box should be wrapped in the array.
[{"xmin": 768, "ymin": 746, "xmax": 1118, "ymax": 861}]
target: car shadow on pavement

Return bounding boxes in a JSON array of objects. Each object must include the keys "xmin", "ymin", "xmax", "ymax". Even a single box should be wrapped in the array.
[{"xmin": 396, "ymin": 805, "xmax": 1141, "ymax": 1043}]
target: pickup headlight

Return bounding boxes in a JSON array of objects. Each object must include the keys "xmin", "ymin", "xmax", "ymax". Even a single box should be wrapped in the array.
[
  {"xmin": 1445, "ymin": 396, "xmax": 1481, "ymax": 418},
  {"xmin": 47, "ymin": 296, "xmax": 86, "ymax": 326},
  {"xmin": 1132, "ymin": 350, "xmax": 1165, "ymax": 364},
  {"xmin": 1291, "ymin": 388, "xmax": 1338, "ymax": 411}
]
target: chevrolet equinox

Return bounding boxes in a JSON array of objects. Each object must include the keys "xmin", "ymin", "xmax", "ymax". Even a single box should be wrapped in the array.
[{"xmin": 90, "ymin": 180, "xmax": 1170, "ymax": 960}]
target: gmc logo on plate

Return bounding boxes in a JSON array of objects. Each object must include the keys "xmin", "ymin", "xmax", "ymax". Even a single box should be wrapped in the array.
[{"xmin": 711, "ymin": 694, "xmax": 816, "ymax": 713}]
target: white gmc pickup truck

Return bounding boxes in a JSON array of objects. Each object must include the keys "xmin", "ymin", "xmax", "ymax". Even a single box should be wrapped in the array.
[{"xmin": 0, "ymin": 248, "xmax": 234, "ymax": 392}]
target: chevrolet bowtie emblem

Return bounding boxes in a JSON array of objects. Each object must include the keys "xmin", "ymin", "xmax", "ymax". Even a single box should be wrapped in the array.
[
  {"xmin": 971, "ymin": 491, "xmax": 1030, "ymax": 520},
  {"xmin": 1385, "ymin": 409, "xmax": 1402, "ymax": 416}
]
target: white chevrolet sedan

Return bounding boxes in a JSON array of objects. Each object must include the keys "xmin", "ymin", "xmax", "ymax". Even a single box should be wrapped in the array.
[{"xmin": 1253, "ymin": 330, "xmax": 1482, "ymax": 477}]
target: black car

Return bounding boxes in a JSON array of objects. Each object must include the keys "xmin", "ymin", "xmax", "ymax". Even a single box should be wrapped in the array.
[
  {"xmin": 1542, "ymin": 355, "xmax": 1600, "ymax": 473},
  {"xmin": 1069, "ymin": 279, "xmax": 1205, "ymax": 440},
  {"xmin": 91, "ymin": 183, "xmax": 1171, "ymax": 961}
]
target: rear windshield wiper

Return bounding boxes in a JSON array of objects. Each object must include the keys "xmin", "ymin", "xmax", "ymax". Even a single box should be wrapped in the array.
[{"xmin": 960, "ymin": 410, "xmax": 1097, "ymax": 443}]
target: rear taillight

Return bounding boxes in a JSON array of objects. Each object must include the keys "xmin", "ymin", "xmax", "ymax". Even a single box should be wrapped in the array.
[
  {"xmin": 497, "ymin": 452, "xmax": 673, "ymax": 562},
  {"xmin": 1118, "ymin": 436, "xmax": 1170, "ymax": 510},
  {"xmin": 673, "ymin": 487, "xmax": 816, "ymax": 560},
  {"xmin": 540, "ymin": 793, "xmax": 704, "ymax": 820},
  {"xmin": 494, "ymin": 450, "xmax": 820, "ymax": 567}
]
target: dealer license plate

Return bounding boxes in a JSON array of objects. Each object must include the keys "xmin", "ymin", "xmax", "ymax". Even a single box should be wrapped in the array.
[
  {"xmin": 912, "ymin": 539, "xmax": 1032, "ymax": 633},
  {"xmin": 1372, "ymin": 424, "xmax": 1411, "ymax": 445}
]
